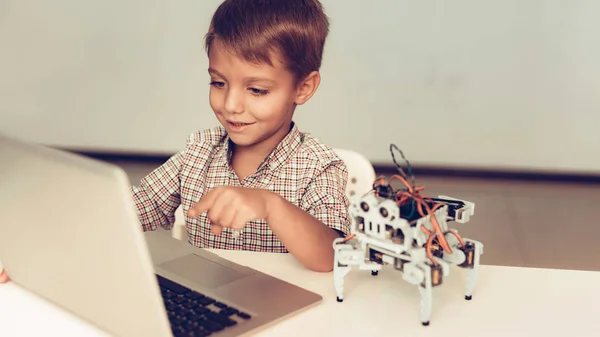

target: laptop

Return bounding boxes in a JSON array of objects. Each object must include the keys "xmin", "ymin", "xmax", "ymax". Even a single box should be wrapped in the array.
[{"xmin": 0, "ymin": 133, "xmax": 322, "ymax": 337}]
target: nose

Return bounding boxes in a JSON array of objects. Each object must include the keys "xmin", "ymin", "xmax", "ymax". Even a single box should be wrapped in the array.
[{"xmin": 224, "ymin": 88, "xmax": 244, "ymax": 115}]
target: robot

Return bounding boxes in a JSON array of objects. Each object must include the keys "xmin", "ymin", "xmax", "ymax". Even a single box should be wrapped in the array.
[{"xmin": 332, "ymin": 145, "xmax": 484, "ymax": 326}]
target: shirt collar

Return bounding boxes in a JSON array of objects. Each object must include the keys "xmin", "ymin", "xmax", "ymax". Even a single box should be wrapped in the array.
[
  {"xmin": 218, "ymin": 122, "xmax": 303, "ymax": 174},
  {"xmin": 259, "ymin": 122, "xmax": 303, "ymax": 172}
]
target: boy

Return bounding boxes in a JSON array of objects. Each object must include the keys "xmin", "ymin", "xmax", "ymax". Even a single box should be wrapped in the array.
[{"xmin": 0, "ymin": 0, "xmax": 350, "ymax": 284}]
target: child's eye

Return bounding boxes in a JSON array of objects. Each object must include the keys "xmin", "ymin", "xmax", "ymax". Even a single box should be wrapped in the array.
[
  {"xmin": 249, "ymin": 87, "xmax": 268, "ymax": 96},
  {"xmin": 209, "ymin": 81, "xmax": 225, "ymax": 88}
]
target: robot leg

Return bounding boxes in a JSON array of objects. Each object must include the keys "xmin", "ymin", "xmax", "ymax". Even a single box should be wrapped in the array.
[
  {"xmin": 334, "ymin": 262, "xmax": 352, "ymax": 302},
  {"xmin": 417, "ymin": 264, "xmax": 433, "ymax": 326},
  {"xmin": 332, "ymin": 239, "xmax": 360, "ymax": 302},
  {"xmin": 462, "ymin": 240, "xmax": 484, "ymax": 300}
]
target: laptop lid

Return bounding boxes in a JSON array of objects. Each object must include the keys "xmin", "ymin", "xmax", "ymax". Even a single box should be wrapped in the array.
[{"xmin": 0, "ymin": 134, "xmax": 172, "ymax": 337}]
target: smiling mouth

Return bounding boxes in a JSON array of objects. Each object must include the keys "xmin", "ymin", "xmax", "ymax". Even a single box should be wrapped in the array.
[{"xmin": 228, "ymin": 121, "xmax": 255, "ymax": 127}]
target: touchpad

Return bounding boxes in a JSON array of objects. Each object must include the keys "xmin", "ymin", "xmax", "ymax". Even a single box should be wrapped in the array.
[{"xmin": 158, "ymin": 254, "xmax": 247, "ymax": 289}]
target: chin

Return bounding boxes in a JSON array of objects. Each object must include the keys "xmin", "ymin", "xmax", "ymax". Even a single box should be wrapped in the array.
[{"xmin": 227, "ymin": 134, "xmax": 259, "ymax": 147}]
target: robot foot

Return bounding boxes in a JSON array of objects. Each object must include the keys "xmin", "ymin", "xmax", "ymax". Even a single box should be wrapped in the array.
[
  {"xmin": 371, "ymin": 270, "xmax": 379, "ymax": 276},
  {"xmin": 422, "ymin": 321, "xmax": 430, "ymax": 326},
  {"xmin": 336, "ymin": 297, "xmax": 344, "ymax": 302},
  {"xmin": 465, "ymin": 295, "xmax": 472, "ymax": 300}
]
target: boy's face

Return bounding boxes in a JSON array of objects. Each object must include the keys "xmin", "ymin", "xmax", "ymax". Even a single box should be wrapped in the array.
[{"xmin": 207, "ymin": 39, "xmax": 319, "ymax": 152}]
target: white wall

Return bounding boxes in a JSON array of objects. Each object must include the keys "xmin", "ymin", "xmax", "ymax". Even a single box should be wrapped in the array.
[{"xmin": 1, "ymin": 0, "xmax": 599, "ymax": 173}]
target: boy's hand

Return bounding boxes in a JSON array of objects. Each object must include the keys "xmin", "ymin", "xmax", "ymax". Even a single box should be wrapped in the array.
[
  {"xmin": 188, "ymin": 186, "xmax": 275, "ymax": 235},
  {"xmin": 0, "ymin": 270, "xmax": 9, "ymax": 283}
]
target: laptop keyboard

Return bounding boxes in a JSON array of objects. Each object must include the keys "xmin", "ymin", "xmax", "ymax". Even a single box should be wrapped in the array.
[{"xmin": 156, "ymin": 275, "xmax": 252, "ymax": 337}]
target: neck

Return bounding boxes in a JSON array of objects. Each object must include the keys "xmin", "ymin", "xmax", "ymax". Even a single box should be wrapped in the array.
[{"xmin": 230, "ymin": 121, "xmax": 293, "ymax": 174}]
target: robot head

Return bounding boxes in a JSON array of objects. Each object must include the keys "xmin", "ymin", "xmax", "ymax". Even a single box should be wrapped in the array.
[
  {"xmin": 350, "ymin": 194, "xmax": 400, "ymax": 239},
  {"xmin": 350, "ymin": 194, "xmax": 412, "ymax": 247}
]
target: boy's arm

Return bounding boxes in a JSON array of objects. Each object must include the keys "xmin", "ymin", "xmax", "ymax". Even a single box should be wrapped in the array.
[
  {"xmin": 266, "ymin": 160, "xmax": 351, "ymax": 272},
  {"xmin": 131, "ymin": 151, "xmax": 185, "ymax": 232},
  {"xmin": 0, "ymin": 269, "xmax": 8, "ymax": 283},
  {"xmin": 0, "ymin": 262, "xmax": 8, "ymax": 283}
]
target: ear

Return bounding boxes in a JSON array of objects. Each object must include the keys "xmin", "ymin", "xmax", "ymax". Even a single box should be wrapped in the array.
[{"xmin": 294, "ymin": 71, "xmax": 321, "ymax": 105}]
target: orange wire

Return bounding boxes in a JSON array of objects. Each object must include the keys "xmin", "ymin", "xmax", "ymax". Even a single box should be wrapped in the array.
[
  {"xmin": 371, "ymin": 175, "xmax": 467, "ymax": 265},
  {"xmin": 393, "ymin": 186, "xmax": 424, "ymax": 206},
  {"xmin": 419, "ymin": 200, "xmax": 453, "ymax": 253},
  {"xmin": 394, "ymin": 192, "xmax": 411, "ymax": 205},
  {"xmin": 388, "ymin": 174, "xmax": 414, "ymax": 193},
  {"xmin": 373, "ymin": 176, "xmax": 387, "ymax": 197},
  {"xmin": 392, "ymin": 189, "xmax": 452, "ymax": 253},
  {"xmin": 411, "ymin": 195, "xmax": 452, "ymax": 252},
  {"xmin": 377, "ymin": 177, "xmax": 455, "ymax": 254},
  {"xmin": 342, "ymin": 234, "xmax": 355, "ymax": 242},
  {"xmin": 420, "ymin": 225, "xmax": 432, "ymax": 235},
  {"xmin": 445, "ymin": 230, "xmax": 466, "ymax": 247},
  {"xmin": 425, "ymin": 233, "xmax": 438, "ymax": 266}
]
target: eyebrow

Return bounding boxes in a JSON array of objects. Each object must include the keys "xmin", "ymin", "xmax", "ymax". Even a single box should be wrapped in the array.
[
  {"xmin": 208, "ymin": 68, "xmax": 276, "ymax": 85},
  {"xmin": 245, "ymin": 77, "xmax": 276, "ymax": 85},
  {"xmin": 208, "ymin": 68, "xmax": 224, "ymax": 77}
]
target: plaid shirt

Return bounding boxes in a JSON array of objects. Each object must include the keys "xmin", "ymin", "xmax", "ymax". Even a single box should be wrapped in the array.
[{"xmin": 131, "ymin": 122, "xmax": 351, "ymax": 252}]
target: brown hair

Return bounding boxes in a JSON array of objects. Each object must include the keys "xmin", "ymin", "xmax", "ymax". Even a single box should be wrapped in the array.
[{"xmin": 205, "ymin": 0, "xmax": 330, "ymax": 84}]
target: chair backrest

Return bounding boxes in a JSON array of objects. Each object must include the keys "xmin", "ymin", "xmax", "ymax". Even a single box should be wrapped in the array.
[{"xmin": 333, "ymin": 148, "xmax": 377, "ymax": 199}]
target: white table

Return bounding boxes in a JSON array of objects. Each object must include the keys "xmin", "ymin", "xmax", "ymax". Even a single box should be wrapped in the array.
[{"xmin": 1, "ymin": 250, "xmax": 600, "ymax": 337}]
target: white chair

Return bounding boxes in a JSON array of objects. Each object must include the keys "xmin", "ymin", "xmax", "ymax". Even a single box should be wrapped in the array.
[
  {"xmin": 171, "ymin": 148, "xmax": 376, "ymax": 241},
  {"xmin": 172, "ymin": 206, "xmax": 187, "ymax": 240},
  {"xmin": 333, "ymin": 148, "xmax": 377, "ymax": 199}
]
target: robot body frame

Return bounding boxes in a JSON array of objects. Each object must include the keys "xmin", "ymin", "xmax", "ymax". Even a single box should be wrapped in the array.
[{"xmin": 333, "ymin": 187, "xmax": 484, "ymax": 326}]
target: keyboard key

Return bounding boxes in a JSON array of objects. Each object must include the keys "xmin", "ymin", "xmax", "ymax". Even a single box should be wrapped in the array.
[
  {"xmin": 197, "ymin": 297, "xmax": 215, "ymax": 306},
  {"xmin": 166, "ymin": 303, "xmax": 179, "ymax": 312},
  {"xmin": 186, "ymin": 291, "xmax": 204, "ymax": 300},
  {"xmin": 157, "ymin": 275, "xmax": 190, "ymax": 294},
  {"xmin": 172, "ymin": 326, "xmax": 187, "ymax": 336},
  {"xmin": 184, "ymin": 321, "xmax": 199, "ymax": 331},
  {"xmin": 219, "ymin": 307, "xmax": 238, "ymax": 316},
  {"xmin": 198, "ymin": 318, "xmax": 224, "ymax": 332},
  {"xmin": 193, "ymin": 327, "xmax": 213, "ymax": 337},
  {"xmin": 156, "ymin": 274, "xmax": 249, "ymax": 336},
  {"xmin": 193, "ymin": 307, "xmax": 209, "ymax": 315},
  {"xmin": 175, "ymin": 331, "xmax": 211, "ymax": 337},
  {"xmin": 205, "ymin": 311, "xmax": 237, "ymax": 327},
  {"xmin": 188, "ymin": 314, "xmax": 204, "ymax": 322},
  {"xmin": 174, "ymin": 297, "xmax": 189, "ymax": 304},
  {"xmin": 183, "ymin": 299, "xmax": 198, "ymax": 308},
  {"xmin": 171, "ymin": 316, "xmax": 187, "ymax": 326}
]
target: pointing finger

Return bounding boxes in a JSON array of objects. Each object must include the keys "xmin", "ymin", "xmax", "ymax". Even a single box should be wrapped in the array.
[
  {"xmin": 231, "ymin": 212, "xmax": 249, "ymax": 231},
  {"xmin": 206, "ymin": 191, "xmax": 231, "ymax": 235},
  {"xmin": 218, "ymin": 204, "xmax": 237, "ymax": 229},
  {"xmin": 188, "ymin": 188, "xmax": 221, "ymax": 218},
  {"xmin": 205, "ymin": 190, "xmax": 229, "ymax": 224},
  {"xmin": 211, "ymin": 224, "xmax": 223, "ymax": 235}
]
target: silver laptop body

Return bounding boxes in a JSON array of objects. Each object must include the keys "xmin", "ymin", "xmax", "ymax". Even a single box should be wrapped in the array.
[{"xmin": 0, "ymin": 134, "xmax": 322, "ymax": 337}]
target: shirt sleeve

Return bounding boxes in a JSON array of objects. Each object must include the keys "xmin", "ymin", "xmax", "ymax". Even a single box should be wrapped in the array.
[
  {"xmin": 130, "ymin": 150, "xmax": 185, "ymax": 232},
  {"xmin": 300, "ymin": 160, "xmax": 352, "ymax": 237}
]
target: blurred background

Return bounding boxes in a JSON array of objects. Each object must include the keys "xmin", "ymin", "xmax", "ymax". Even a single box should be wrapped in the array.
[{"xmin": 1, "ymin": 0, "xmax": 599, "ymax": 270}]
